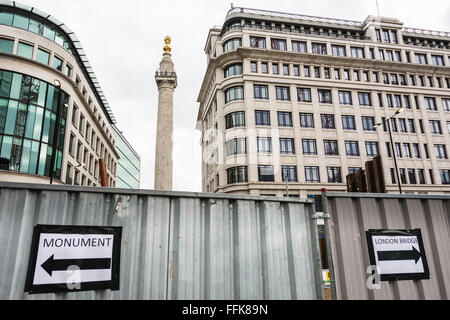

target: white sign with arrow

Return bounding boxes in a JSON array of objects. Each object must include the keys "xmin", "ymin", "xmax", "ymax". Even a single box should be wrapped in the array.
[
  {"xmin": 366, "ymin": 229, "xmax": 429, "ymax": 281},
  {"xmin": 25, "ymin": 225, "xmax": 122, "ymax": 294}
]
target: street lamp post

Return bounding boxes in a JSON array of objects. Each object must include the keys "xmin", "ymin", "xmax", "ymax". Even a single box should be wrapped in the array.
[
  {"xmin": 49, "ymin": 80, "xmax": 64, "ymax": 184},
  {"xmin": 374, "ymin": 108, "xmax": 404, "ymax": 194}
]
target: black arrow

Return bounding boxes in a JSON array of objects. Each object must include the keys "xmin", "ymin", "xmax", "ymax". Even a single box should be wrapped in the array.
[
  {"xmin": 377, "ymin": 246, "xmax": 422, "ymax": 264},
  {"xmin": 41, "ymin": 254, "xmax": 111, "ymax": 277}
]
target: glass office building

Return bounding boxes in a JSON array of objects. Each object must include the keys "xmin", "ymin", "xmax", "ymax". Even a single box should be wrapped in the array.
[
  {"xmin": 0, "ymin": 70, "xmax": 68, "ymax": 179},
  {"xmin": 113, "ymin": 125, "xmax": 140, "ymax": 189}
]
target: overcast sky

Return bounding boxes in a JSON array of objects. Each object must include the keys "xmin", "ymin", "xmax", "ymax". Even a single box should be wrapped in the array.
[{"xmin": 20, "ymin": 0, "xmax": 450, "ymax": 191}]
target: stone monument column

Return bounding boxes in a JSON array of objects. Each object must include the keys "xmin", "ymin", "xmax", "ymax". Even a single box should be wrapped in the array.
[{"xmin": 154, "ymin": 36, "xmax": 177, "ymax": 190}]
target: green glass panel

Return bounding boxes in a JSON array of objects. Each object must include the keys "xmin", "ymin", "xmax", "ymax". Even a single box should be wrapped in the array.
[
  {"xmin": 29, "ymin": 78, "xmax": 40, "ymax": 104},
  {"xmin": 53, "ymin": 56, "xmax": 63, "ymax": 71},
  {"xmin": 0, "ymin": 38, "xmax": 14, "ymax": 54},
  {"xmin": 17, "ymin": 42, "xmax": 34, "ymax": 59},
  {"xmin": 0, "ymin": 71, "xmax": 12, "ymax": 97},
  {"xmin": 37, "ymin": 143, "xmax": 47, "ymax": 176},
  {"xmin": 19, "ymin": 76, "xmax": 31, "ymax": 102},
  {"xmin": 41, "ymin": 109, "xmax": 51, "ymax": 143},
  {"xmin": 66, "ymin": 65, "xmax": 72, "ymax": 77},
  {"xmin": 14, "ymin": 102, "xmax": 27, "ymax": 137},
  {"xmin": 28, "ymin": 19, "xmax": 44, "ymax": 35},
  {"xmin": 28, "ymin": 141, "xmax": 39, "ymax": 174},
  {"xmin": 10, "ymin": 73, "xmax": 22, "ymax": 99},
  {"xmin": 12, "ymin": 14, "xmax": 29, "ymax": 30},
  {"xmin": 44, "ymin": 144, "xmax": 52, "ymax": 176},
  {"xmin": 43, "ymin": 25, "xmax": 55, "ymax": 41},
  {"xmin": 20, "ymin": 139, "xmax": 31, "ymax": 173},
  {"xmin": 25, "ymin": 104, "xmax": 36, "ymax": 139},
  {"xmin": 37, "ymin": 81, "xmax": 47, "ymax": 106},
  {"xmin": 0, "ymin": 135, "xmax": 12, "ymax": 161},
  {"xmin": 10, "ymin": 137, "xmax": 22, "ymax": 170},
  {"xmin": 4, "ymin": 100, "xmax": 18, "ymax": 135},
  {"xmin": 45, "ymin": 85, "xmax": 55, "ymax": 110},
  {"xmin": 48, "ymin": 112, "xmax": 56, "ymax": 146},
  {"xmin": 51, "ymin": 88, "xmax": 60, "ymax": 111},
  {"xmin": 55, "ymin": 33, "xmax": 64, "ymax": 46},
  {"xmin": 0, "ymin": 12, "xmax": 13, "ymax": 25},
  {"xmin": 0, "ymin": 98, "xmax": 7, "ymax": 133},
  {"xmin": 36, "ymin": 48, "xmax": 50, "ymax": 65},
  {"xmin": 33, "ymin": 107, "xmax": 43, "ymax": 141}
]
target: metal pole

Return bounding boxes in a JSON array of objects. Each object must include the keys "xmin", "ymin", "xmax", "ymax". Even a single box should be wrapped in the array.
[
  {"xmin": 49, "ymin": 88, "xmax": 63, "ymax": 184},
  {"xmin": 387, "ymin": 120, "xmax": 402, "ymax": 194},
  {"xmin": 321, "ymin": 188, "xmax": 337, "ymax": 300},
  {"xmin": 283, "ymin": 167, "xmax": 289, "ymax": 197}
]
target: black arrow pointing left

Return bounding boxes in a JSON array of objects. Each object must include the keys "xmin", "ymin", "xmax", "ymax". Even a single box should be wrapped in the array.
[{"xmin": 41, "ymin": 254, "xmax": 111, "ymax": 276}]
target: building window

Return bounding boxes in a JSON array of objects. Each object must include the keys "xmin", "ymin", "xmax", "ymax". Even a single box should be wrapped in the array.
[
  {"xmin": 413, "ymin": 143, "xmax": 421, "ymax": 158},
  {"xmin": 300, "ymin": 113, "xmax": 314, "ymax": 128},
  {"xmin": 331, "ymin": 45, "xmax": 346, "ymax": 57},
  {"xmin": 0, "ymin": 38, "xmax": 14, "ymax": 54},
  {"xmin": 223, "ymin": 38, "xmax": 242, "ymax": 52},
  {"xmin": 17, "ymin": 41, "xmax": 34, "ymax": 59},
  {"xmin": 226, "ymin": 138, "xmax": 246, "ymax": 156},
  {"xmin": 261, "ymin": 62, "xmax": 268, "ymax": 74},
  {"xmin": 366, "ymin": 142, "xmax": 379, "ymax": 157},
  {"xmin": 334, "ymin": 69, "xmax": 341, "ymax": 80},
  {"xmin": 258, "ymin": 165, "xmax": 275, "ymax": 182},
  {"xmin": 314, "ymin": 66, "xmax": 321, "ymax": 78},
  {"xmin": 227, "ymin": 166, "xmax": 248, "ymax": 184},
  {"xmin": 434, "ymin": 144, "xmax": 448, "ymax": 159},
  {"xmin": 431, "ymin": 55, "xmax": 444, "ymax": 66},
  {"xmin": 225, "ymin": 86, "xmax": 243, "ymax": 103},
  {"xmin": 282, "ymin": 64, "xmax": 289, "ymax": 76},
  {"xmin": 350, "ymin": 47, "xmax": 364, "ymax": 58},
  {"xmin": 327, "ymin": 167, "xmax": 342, "ymax": 183},
  {"xmin": 303, "ymin": 66, "xmax": 310, "ymax": 77},
  {"xmin": 276, "ymin": 86, "xmax": 290, "ymax": 101},
  {"xmin": 418, "ymin": 169, "xmax": 426, "ymax": 184},
  {"xmin": 353, "ymin": 71, "xmax": 360, "ymax": 81},
  {"xmin": 250, "ymin": 61, "xmax": 257, "ymax": 73},
  {"xmin": 253, "ymin": 85, "xmax": 269, "ymax": 99},
  {"xmin": 339, "ymin": 91, "xmax": 352, "ymax": 105},
  {"xmin": 293, "ymin": 65, "xmax": 299, "ymax": 76},
  {"xmin": 440, "ymin": 170, "xmax": 450, "ymax": 184},
  {"xmin": 272, "ymin": 63, "xmax": 279, "ymax": 75},
  {"xmin": 404, "ymin": 143, "xmax": 412, "ymax": 158},
  {"xmin": 257, "ymin": 137, "xmax": 272, "ymax": 154},
  {"xmin": 302, "ymin": 139, "xmax": 317, "ymax": 155},
  {"xmin": 362, "ymin": 116, "xmax": 375, "ymax": 131},
  {"xmin": 344, "ymin": 70, "xmax": 350, "ymax": 80},
  {"xmin": 255, "ymin": 110, "xmax": 271, "ymax": 126},
  {"xmin": 278, "ymin": 112, "xmax": 292, "ymax": 127},
  {"xmin": 395, "ymin": 143, "xmax": 402, "ymax": 158},
  {"xmin": 408, "ymin": 169, "xmax": 417, "ymax": 184},
  {"xmin": 324, "ymin": 140, "xmax": 339, "ymax": 156},
  {"xmin": 321, "ymin": 114, "xmax": 335, "ymax": 129},
  {"xmin": 312, "ymin": 42, "xmax": 327, "ymax": 55},
  {"xmin": 36, "ymin": 48, "xmax": 50, "ymax": 65},
  {"xmin": 415, "ymin": 53, "xmax": 427, "ymax": 64},
  {"xmin": 250, "ymin": 36, "xmax": 266, "ymax": 49},
  {"xmin": 292, "ymin": 41, "xmax": 307, "ymax": 53},
  {"xmin": 271, "ymin": 38, "xmax": 287, "ymax": 51},
  {"xmin": 225, "ymin": 111, "xmax": 245, "ymax": 129},
  {"xmin": 66, "ymin": 64, "xmax": 72, "ymax": 78},
  {"xmin": 394, "ymin": 51, "xmax": 402, "ymax": 62},
  {"xmin": 318, "ymin": 89, "xmax": 332, "ymax": 104},
  {"xmin": 398, "ymin": 118, "xmax": 407, "ymax": 133},
  {"xmin": 425, "ymin": 97, "xmax": 437, "ymax": 110},
  {"xmin": 53, "ymin": 56, "xmax": 63, "ymax": 72},
  {"xmin": 399, "ymin": 169, "xmax": 407, "ymax": 184},
  {"xmin": 280, "ymin": 138, "xmax": 295, "ymax": 154},
  {"xmin": 358, "ymin": 92, "xmax": 372, "ymax": 106},
  {"xmin": 297, "ymin": 88, "xmax": 311, "ymax": 102},
  {"xmin": 345, "ymin": 141, "xmax": 359, "ymax": 156},
  {"xmin": 342, "ymin": 115, "xmax": 356, "ymax": 130},
  {"xmin": 429, "ymin": 120, "xmax": 442, "ymax": 134},
  {"xmin": 281, "ymin": 166, "xmax": 297, "ymax": 182},
  {"xmin": 224, "ymin": 63, "xmax": 243, "ymax": 78},
  {"xmin": 305, "ymin": 166, "xmax": 320, "ymax": 183}
]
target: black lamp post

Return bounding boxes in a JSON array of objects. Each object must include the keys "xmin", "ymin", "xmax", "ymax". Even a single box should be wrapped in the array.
[
  {"xmin": 49, "ymin": 80, "xmax": 64, "ymax": 184},
  {"xmin": 374, "ymin": 107, "xmax": 404, "ymax": 194}
]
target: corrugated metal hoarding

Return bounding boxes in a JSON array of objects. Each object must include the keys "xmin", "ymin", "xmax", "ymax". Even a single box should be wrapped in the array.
[
  {"xmin": 0, "ymin": 182, "xmax": 323, "ymax": 300},
  {"xmin": 325, "ymin": 192, "xmax": 450, "ymax": 300}
]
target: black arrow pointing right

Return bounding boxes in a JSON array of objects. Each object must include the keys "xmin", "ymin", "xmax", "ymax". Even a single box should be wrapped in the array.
[
  {"xmin": 377, "ymin": 246, "xmax": 422, "ymax": 264},
  {"xmin": 41, "ymin": 254, "xmax": 111, "ymax": 277}
]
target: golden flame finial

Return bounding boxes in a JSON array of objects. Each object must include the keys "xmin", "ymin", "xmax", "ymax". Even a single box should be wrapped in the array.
[{"xmin": 164, "ymin": 36, "xmax": 171, "ymax": 54}]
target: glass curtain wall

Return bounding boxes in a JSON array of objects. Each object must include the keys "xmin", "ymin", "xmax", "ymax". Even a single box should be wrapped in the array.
[{"xmin": 0, "ymin": 69, "xmax": 68, "ymax": 180}]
